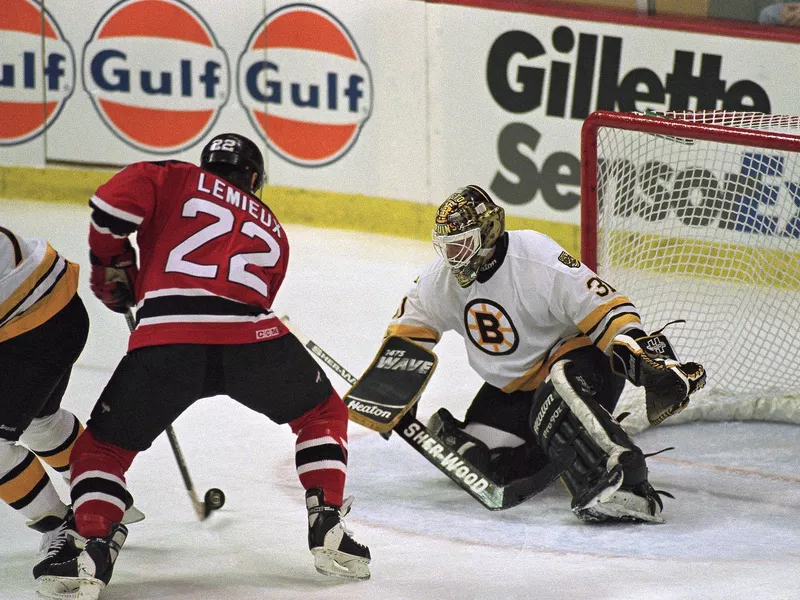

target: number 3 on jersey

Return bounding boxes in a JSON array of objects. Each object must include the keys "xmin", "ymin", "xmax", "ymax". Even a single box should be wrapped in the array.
[{"xmin": 165, "ymin": 198, "xmax": 280, "ymax": 297}]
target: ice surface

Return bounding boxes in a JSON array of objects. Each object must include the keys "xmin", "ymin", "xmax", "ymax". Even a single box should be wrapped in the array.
[{"xmin": 1, "ymin": 199, "xmax": 798, "ymax": 600}]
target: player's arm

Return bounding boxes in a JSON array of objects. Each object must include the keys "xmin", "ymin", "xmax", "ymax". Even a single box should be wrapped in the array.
[
  {"xmin": 344, "ymin": 335, "xmax": 437, "ymax": 432},
  {"xmin": 553, "ymin": 255, "xmax": 706, "ymax": 426},
  {"xmin": 344, "ymin": 281, "xmax": 442, "ymax": 432},
  {"xmin": 609, "ymin": 325, "xmax": 706, "ymax": 425},
  {"xmin": 87, "ymin": 163, "xmax": 160, "ymax": 312}
]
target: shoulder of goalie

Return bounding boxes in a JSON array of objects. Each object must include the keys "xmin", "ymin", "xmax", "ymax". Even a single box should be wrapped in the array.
[
  {"xmin": 610, "ymin": 327, "xmax": 706, "ymax": 426},
  {"xmin": 343, "ymin": 336, "xmax": 438, "ymax": 433}
]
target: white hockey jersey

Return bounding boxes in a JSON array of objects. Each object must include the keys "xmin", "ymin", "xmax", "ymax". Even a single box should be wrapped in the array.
[
  {"xmin": 387, "ymin": 230, "xmax": 642, "ymax": 393},
  {"xmin": 0, "ymin": 227, "xmax": 78, "ymax": 343}
]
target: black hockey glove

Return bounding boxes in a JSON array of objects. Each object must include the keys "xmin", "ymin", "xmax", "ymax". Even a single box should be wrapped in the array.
[{"xmin": 610, "ymin": 329, "xmax": 706, "ymax": 426}]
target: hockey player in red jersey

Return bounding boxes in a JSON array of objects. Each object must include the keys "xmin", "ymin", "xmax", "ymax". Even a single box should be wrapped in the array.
[
  {"xmin": 34, "ymin": 134, "xmax": 370, "ymax": 599},
  {"xmin": 384, "ymin": 185, "xmax": 706, "ymax": 523}
]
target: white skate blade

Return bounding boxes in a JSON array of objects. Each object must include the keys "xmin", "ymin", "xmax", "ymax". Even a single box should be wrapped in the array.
[
  {"xmin": 312, "ymin": 548, "xmax": 371, "ymax": 581},
  {"xmin": 37, "ymin": 576, "xmax": 104, "ymax": 600},
  {"xmin": 121, "ymin": 505, "xmax": 146, "ymax": 525}
]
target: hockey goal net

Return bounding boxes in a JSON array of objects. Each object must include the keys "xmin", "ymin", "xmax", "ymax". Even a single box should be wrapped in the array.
[{"xmin": 581, "ymin": 110, "xmax": 800, "ymax": 433}]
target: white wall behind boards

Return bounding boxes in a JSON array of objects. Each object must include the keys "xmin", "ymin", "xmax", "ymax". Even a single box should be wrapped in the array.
[{"xmin": 1, "ymin": 0, "xmax": 798, "ymax": 224}]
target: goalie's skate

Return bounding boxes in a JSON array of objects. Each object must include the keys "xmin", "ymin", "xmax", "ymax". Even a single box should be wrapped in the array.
[
  {"xmin": 306, "ymin": 488, "xmax": 370, "ymax": 581},
  {"xmin": 572, "ymin": 453, "xmax": 666, "ymax": 524},
  {"xmin": 36, "ymin": 522, "xmax": 128, "ymax": 600},
  {"xmin": 579, "ymin": 482, "xmax": 666, "ymax": 524}
]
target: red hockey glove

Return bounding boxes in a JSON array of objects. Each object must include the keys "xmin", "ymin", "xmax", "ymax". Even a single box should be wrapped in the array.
[{"xmin": 90, "ymin": 244, "xmax": 139, "ymax": 313}]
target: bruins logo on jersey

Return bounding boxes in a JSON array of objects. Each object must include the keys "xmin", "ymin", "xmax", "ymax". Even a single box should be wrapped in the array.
[
  {"xmin": 558, "ymin": 251, "xmax": 581, "ymax": 268},
  {"xmin": 463, "ymin": 299, "xmax": 519, "ymax": 356}
]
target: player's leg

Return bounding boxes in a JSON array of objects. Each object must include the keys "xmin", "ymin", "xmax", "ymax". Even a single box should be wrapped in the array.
[
  {"xmin": 224, "ymin": 333, "xmax": 370, "ymax": 580},
  {"xmin": 428, "ymin": 384, "xmax": 550, "ymax": 485},
  {"xmin": 529, "ymin": 346, "xmax": 665, "ymax": 523},
  {"xmin": 0, "ymin": 295, "xmax": 88, "ymax": 538},
  {"xmin": 35, "ymin": 344, "xmax": 207, "ymax": 597}
]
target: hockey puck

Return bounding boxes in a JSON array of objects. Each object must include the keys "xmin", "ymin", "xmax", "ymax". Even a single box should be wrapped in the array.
[{"xmin": 204, "ymin": 488, "xmax": 226, "ymax": 512}]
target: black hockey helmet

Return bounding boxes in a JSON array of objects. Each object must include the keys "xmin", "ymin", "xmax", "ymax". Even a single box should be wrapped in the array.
[{"xmin": 200, "ymin": 133, "xmax": 265, "ymax": 194}]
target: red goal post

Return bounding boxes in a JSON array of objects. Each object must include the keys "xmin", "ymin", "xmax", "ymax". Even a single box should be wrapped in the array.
[{"xmin": 580, "ymin": 110, "xmax": 800, "ymax": 432}]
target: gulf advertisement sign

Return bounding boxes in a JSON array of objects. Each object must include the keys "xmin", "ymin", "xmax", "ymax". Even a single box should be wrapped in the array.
[
  {"xmin": 82, "ymin": 0, "xmax": 229, "ymax": 153},
  {"xmin": 238, "ymin": 4, "xmax": 373, "ymax": 167},
  {"xmin": 0, "ymin": 0, "xmax": 75, "ymax": 146}
]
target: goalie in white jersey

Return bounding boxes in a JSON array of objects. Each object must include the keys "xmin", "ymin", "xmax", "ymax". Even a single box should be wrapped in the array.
[{"xmin": 386, "ymin": 185, "xmax": 706, "ymax": 523}]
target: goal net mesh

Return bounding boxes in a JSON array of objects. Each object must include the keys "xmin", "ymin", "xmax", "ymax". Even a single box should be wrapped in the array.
[{"xmin": 583, "ymin": 110, "xmax": 800, "ymax": 433}]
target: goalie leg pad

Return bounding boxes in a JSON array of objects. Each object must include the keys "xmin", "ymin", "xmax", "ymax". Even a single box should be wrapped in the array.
[{"xmin": 530, "ymin": 360, "xmax": 663, "ymax": 523}]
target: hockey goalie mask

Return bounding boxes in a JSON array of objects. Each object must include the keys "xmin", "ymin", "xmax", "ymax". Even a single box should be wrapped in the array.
[{"xmin": 432, "ymin": 185, "xmax": 505, "ymax": 288}]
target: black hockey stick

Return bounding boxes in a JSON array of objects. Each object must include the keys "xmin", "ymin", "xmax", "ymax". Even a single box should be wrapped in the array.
[
  {"xmin": 280, "ymin": 315, "xmax": 568, "ymax": 510},
  {"xmin": 124, "ymin": 310, "xmax": 225, "ymax": 520}
]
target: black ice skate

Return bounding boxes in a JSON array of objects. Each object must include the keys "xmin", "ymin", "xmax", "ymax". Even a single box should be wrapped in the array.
[
  {"xmin": 306, "ymin": 488, "xmax": 370, "ymax": 581},
  {"xmin": 35, "ymin": 521, "xmax": 128, "ymax": 600},
  {"xmin": 32, "ymin": 509, "xmax": 86, "ymax": 581}
]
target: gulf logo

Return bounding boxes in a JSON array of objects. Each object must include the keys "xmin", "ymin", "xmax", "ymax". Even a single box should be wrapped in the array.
[
  {"xmin": 82, "ymin": 0, "xmax": 229, "ymax": 153},
  {"xmin": 0, "ymin": 0, "xmax": 75, "ymax": 146},
  {"xmin": 238, "ymin": 4, "xmax": 373, "ymax": 167}
]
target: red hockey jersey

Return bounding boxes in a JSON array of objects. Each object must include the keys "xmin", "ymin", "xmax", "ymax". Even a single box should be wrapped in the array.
[{"xmin": 89, "ymin": 160, "xmax": 289, "ymax": 351}]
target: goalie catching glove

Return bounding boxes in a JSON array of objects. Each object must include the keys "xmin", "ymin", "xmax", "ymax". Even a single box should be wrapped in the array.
[{"xmin": 611, "ymin": 327, "xmax": 706, "ymax": 426}]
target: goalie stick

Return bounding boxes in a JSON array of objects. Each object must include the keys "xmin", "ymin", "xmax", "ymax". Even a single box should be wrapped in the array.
[
  {"xmin": 280, "ymin": 315, "xmax": 571, "ymax": 510},
  {"xmin": 124, "ymin": 310, "xmax": 225, "ymax": 520}
]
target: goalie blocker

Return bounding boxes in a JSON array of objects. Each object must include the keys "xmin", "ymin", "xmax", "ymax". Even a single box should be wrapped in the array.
[{"xmin": 343, "ymin": 336, "xmax": 437, "ymax": 433}]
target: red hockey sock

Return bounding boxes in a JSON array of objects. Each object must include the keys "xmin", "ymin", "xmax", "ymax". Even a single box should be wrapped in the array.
[
  {"xmin": 289, "ymin": 392, "xmax": 348, "ymax": 507},
  {"xmin": 70, "ymin": 429, "xmax": 137, "ymax": 538}
]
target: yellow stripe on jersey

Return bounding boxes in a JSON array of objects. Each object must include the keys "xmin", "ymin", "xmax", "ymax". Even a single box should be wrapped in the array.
[
  {"xmin": 577, "ymin": 296, "xmax": 635, "ymax": 335},
  {"xmin": 502, "ymin": 336, "xmax": 593, "ymax": 393},
  {"xmin": 0, "ymin": 244, "xmax": 60, "ymax": 321},
  {"xmin": 385, "ymin": 323, "xmax": 439, "ymax": 344},
  {"xmin": 595, "ymin": 313, "xmax": 642, "ymax": 353},
  {"xmin": 0, "ymin": 455, "xmax": 48, "ymax": 507},
  {"xmin": 0, "ymin": 260, "xmax": 79, "ymax": 343}
]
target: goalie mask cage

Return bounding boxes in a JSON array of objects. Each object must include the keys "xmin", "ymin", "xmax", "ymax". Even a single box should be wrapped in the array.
[{"xmin": 581, "ymin": 110, "xmax": 800, "ymax": 433}]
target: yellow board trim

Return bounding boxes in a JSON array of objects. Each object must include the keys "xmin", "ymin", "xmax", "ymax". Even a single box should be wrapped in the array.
[
  {"xmin": 605, "ymin": 230, "xmax": 800, "ymax": 291},
  {"xmin": 0, "ymin": 166, "xmax": 582, "ymax": 258}
]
